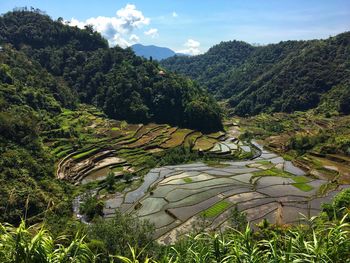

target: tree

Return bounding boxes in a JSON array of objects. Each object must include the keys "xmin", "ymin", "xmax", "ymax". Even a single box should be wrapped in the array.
[
  {"xmin": 79, "ymin": 194, "xmax": 104, "ymax": 221},
  {"xmin": 123, "ymin": 172, "xmax": 133, "ymax": 183},
  {"xmin": 105, "ymin": 171, "xmax": 115, "ymax": 192}
]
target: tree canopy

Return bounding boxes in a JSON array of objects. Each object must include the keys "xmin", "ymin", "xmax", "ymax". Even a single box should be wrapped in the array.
[
  {"xmin": 0, "ymin": 9, "xmax": 223, "ymax": 132},
  {"xmin": 161, "ymin": 32, "xmax": 350, "ymax": 116}
]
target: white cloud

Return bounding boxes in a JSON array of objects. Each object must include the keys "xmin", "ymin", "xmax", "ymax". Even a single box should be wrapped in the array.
[
  {"xmin": 129, "ymin": 34, "xmax": 139, "ymax": 44},
  {"xmin": 69, "ymin": 18, "xmax": 85, "ymax": 29},
  {"xmin": 116, "ymin": 4, "xmax": 150, "ymax": 33},
  {"xmin": 185, "ymin": 39, "xmax": 200, "ymax": 48},
  {"xmin": 66, "ymin": 4, "xmax": 150, "ymax": 48},
  {"xmin": 144, "ymin": 28, "xmax": 158, "ymax": 38},
  {"xmin": 111, "ymin": 34, "xmax": 131, "ymax": 47},
  {"xmin": 177, "ymin": 39, "xmax": 201, "ymax": 55},
  {"xmin": 172, "ymin": 11, "xmax": 178, "ymax": 18}
]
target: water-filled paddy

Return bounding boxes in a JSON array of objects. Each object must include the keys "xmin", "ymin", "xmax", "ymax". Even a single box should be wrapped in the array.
[
  {"xmin": 64, "ymin": 121, "xmax": 349, "ymax": 245},
  {"xmin": 101, "ymin": 140, "xmax": 349, "ymax": 244}
]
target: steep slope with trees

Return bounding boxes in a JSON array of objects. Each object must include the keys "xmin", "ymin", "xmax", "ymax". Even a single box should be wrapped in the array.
[
  {"xmin": 0, "ymin": 9, "xmax": 222, "ymax": 132},
  {"xmin": 0, "ymin": 9, "xmax": 223, "ymax": 225},
  {"xmin": 0, "ymin": 46, "xmax": 74, "ymax": 224},
  {"xmin": 161, "ymin": 40, "xmax": 255, "ymax": 93},
  {"xmin": 161, "ymin": 33, "xmax": 350, "ymax": 116}
]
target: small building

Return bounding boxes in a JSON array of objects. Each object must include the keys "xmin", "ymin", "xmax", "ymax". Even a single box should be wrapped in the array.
[{"xmin": 158, "ymin": 70, "xmax": 166, "ymax": 76}]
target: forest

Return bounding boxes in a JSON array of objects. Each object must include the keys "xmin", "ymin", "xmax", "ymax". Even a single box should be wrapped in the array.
[
  {"xmin": 0, "ymin": 9, "xmax": 222, "ymax": 132},
  {"xmin": 161, "ymin": 32, "xmax": 350, "ymax": 116}
]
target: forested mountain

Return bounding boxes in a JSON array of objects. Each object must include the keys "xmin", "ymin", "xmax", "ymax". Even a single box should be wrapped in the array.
[
  {"xmin": 0, "ymin": 8, "xmax": 108, "ymax": 50},
  {"xmin": 0, "ymin": 9, "xmax": 223, "ymax": 224},
  {"xmin": 161, "ymin": 33, "xmax": 350, "ymax": 116},
  {"xmin": 0, "ymin": 9, "xmax": 222, "ymax": 132},
  {"xmin": 162, "ymin": 41, "xmax": 255, "ymax": 93}
]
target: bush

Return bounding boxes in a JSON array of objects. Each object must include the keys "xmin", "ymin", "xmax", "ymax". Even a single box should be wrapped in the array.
[
  {"xmin": 87, "ymin": 210, "xmax": 156, "ymax": 260},
  {"xmin": 323, "ymin": 188, "xmax": 350, "ymax": 220},
  {"xmin": 159, "ymin": 146, "xmax": 199, "ymax": 165},
  {"xmin": 105, "ymin": 171, "xmax": 115, "ymax": 191},
  {"xmin": 289, "ymin": 132, "xmax": 329, "ymax": 154},
  {"xmin": 79, "ymin": 194, "xmax": 104, "ymax": 221},
  {"xmin": 239, "ymin": 130, "xmax": 254, "ymax": 141},
  {"xmin": 123, "ymin": 171, "xmax": 133, "ymax": 183}
]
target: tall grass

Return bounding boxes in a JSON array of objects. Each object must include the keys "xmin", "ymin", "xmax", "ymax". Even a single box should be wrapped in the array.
[
  {"xmin": 128, "ymin": 214, "xmax": 350, "ymax": 263},
  {"xmin": 1, "ymin": 213, "xmax": 349, "ymax": 262},
  {"xmin": 0, "ymin": 221, "xmax": 94, "ymax": 263}
]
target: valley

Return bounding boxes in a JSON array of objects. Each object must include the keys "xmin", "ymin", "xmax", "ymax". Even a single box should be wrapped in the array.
[
  {"xmin": 50, "ymin": 106, "xmax": 350, "ymax": 244},
  {"xmin": 0, "ymin": 6, "xmax": 350, "ymax": 262}
]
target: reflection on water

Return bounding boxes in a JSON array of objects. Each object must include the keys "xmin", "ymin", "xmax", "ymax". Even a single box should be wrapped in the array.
[{"xmin": 81, "ymin": 167, "xmax": 110, "ymax": 184}]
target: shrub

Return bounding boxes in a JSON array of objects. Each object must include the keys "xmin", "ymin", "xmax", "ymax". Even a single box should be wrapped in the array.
[
  {"xmin": 79, "ymin": 194, "xmax": 104, "ymax": 221},
  {"xmin": 87, "ymin": 211, "xmax": 156, "ymax": 261},
  {"xmin": 323, "ymin": 188, "xmax": 350, "ymax": 220},
  {"xmin": 105, "ymin": 171, "xmax": 115, "ymax": 191}
]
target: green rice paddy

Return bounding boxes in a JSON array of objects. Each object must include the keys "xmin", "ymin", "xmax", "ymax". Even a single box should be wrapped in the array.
[
  {"xmin": 183, "ymin": 178, "xmax": 193, "ymax": 183},
  {"xmin": 201, "ymin": 200, "xmax": 232, "ymax": 218},
  {"xmin": 72, "ymin": 148, "xmax": 98, "ymax": 159}
]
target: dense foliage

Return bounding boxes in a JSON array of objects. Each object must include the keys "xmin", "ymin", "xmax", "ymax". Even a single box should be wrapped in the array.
[
  {"xmin": 0, "ymin": 46, "xmax": 74, "ymax": 225},
  {"xmin": 0, "ymin": 220, "xmax": 94, "ymax": 263},
  {"xmin": 161, "ymin": 41, "xmax": 255, "ymax": 93},
  {"xmin": 87, "ymin": 211, "xmax": 155, "ymax": 261},
  {"xmin": 0, "ymin": 7, "xmax": 108, "ymax": 50},
  {"xmin": 0, "ymin": 9, "xmax": 222, "ymax": 225},
  {"xmin": 161, "ymin": 33, "xmax": 350, "ymax": 116},
  {"xmin": 0, "ymin": 9, "xmax": 222, "ymax": 132},
  {"xmin": 323, "ymin": 189, "xmax": 350, "ymax": 221},
  {"xmin": 1, "ymin": 208, "xmax": 350, "ymax": 262}
]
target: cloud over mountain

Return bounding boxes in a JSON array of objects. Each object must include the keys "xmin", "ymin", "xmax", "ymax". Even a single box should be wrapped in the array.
[
  {"xmin": 67, "ymin": 4, "xmax": 150, "ymax": 47},
  {"xmin": 177, "ymin": 39, "xmax": 201, "ymax": 55}
]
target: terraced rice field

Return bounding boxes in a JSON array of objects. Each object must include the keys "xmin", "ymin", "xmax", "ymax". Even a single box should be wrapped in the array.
[
  {"xmin": 55, "ymin": 108, "xmax": 254, "ymax": 184},
  {"xmin": 54, "ymin": 109, "xmax": 349, "ymax": 245},
  {"xmin": 103, "ymin": 140, "xmax": 350, "ymax": 244}
]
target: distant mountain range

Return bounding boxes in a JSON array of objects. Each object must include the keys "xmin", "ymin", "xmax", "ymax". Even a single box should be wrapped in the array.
[{"xmin": 131, "ymin": 44, "xmax": 187, "ymax": 60}]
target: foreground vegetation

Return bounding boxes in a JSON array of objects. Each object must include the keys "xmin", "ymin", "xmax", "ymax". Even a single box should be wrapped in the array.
[{"xmin": 1, "ymin": 189, "xmax": 350, "ymax": 262}]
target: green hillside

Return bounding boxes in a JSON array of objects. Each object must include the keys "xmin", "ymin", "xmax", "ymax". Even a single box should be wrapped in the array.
[
  {"xmin": 161, "ymin": 33, "xmax": 350, "ymax": 116},
  {"xmin": 0, "ymin": 46, "xmax": 74, "ymax": 224},
  {"xmin": 0, "ymin": 9, "xmax": 222, "ymax": 132},
  {"xmin": 0, "ymin": 9, "xmax": 223, "ymax": 225}
]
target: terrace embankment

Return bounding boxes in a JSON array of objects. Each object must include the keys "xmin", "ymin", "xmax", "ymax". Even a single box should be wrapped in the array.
[
  {"xmin": 55, "ymin": 110, "xmax": 255, "ymax": 185},
  {"xmin": 100, "ymin": 125, "xmax": 349, "ymax": 244},
  {"xmin": 54, "ymin": 109, "xmax": 349, "ymax": 244}
]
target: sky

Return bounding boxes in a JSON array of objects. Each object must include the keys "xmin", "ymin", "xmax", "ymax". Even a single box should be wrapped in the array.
[{"xmin": 1, "ymin": 0, "xmax": 349, "ymax": 55}]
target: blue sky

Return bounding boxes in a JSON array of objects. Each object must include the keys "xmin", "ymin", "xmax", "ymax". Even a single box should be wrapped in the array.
[{"xmin": 1, "ymin": 0, "xmax": 349, "ymax": 54}]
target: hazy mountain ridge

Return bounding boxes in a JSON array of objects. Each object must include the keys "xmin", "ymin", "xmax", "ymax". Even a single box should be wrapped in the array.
[{"xmin": 131, "ymin": 44, "xmax": 187, "ymax": 60}]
